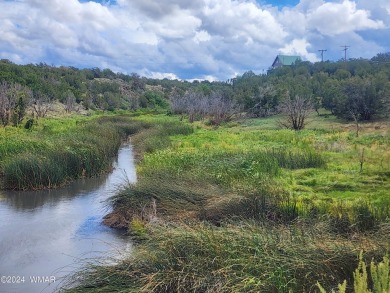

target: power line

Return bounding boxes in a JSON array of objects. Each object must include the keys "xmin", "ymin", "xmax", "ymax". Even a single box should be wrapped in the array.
[
  {"xmin": 318, "ymin": 49, "xmax": 327, "ymax": 62},
  {"xmin": 341, "ymin": 45, "xmax": 350, "ymax": 61}
]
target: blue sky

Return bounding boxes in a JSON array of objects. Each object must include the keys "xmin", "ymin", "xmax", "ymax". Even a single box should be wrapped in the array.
[
  {"xmin": 0, "ymin": 0, "xmax": 389, "ymax": 80},
  {"xmin": 258, "ymin": 0, "xmax": 300, "ymax": 8}
]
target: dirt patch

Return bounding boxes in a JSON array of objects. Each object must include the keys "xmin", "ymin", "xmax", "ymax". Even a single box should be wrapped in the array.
[{"xmin": 103, "ymin": 211, "xmax": 130, "ymax": 229}]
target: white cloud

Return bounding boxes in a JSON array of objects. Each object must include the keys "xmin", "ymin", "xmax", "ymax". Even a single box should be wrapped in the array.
[
  {"xmin": 147, "ymin": 11, "xmax": 202, "ymax": 39},
  {"xmin": 307, "ymin": 0, "xmax": 384, "ymax": 36},
  {"xmin": 141, "ymin": 70, "xmax": 179, "ymax": 80},
  {"xmin": 296, "ymin": 0, "xmax": 325, "ymax": 13},
  {"xmin": 186, "ymin": 75, "xmax": 218, "ymax": 82},
  {"xmin": 0, "ymin": 0, "xmax": 389, "ymax": 80},
  {"xmin": 117, "ymin": 0, "xmax": 203, "ymax": 18},
  {"xmin": 202, "ymin": 0, "xmax": 287, "ymax": 44},
  {"xmin": 193, "ymin": 30, "xmax": 211, "ymax": 44},
  {"xmin": 278, "ymin": 9, "xmax": 307, "ymax": 36},
  {"xmin": 280, "ymin": 39, "xmax": 320, "ymax": 62}
]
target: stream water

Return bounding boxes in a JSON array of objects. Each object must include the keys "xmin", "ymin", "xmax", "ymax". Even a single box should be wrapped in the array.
[{"xmin": 0, "ymin": 145, "xmax": 136, "ymax": 293}]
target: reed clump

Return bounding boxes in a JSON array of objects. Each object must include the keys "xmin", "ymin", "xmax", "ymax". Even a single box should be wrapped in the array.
[
  {"xmin": 104, "ymin": 178, "xmax": 207, "ymax": 231},
  {"xmin": 64, "ymin": 221, "xmax": 389, "ymax": 293},
  {"xmin": 131, "ymin": 120, "xmax": 194, "ymax": 159},
  {"xmin": 2, "ymin": 115, "xmax": 150, "ymax": 190}
]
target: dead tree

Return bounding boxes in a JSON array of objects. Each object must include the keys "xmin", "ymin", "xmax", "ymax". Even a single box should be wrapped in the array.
[
  {"xmin": 207, "ymin": 91, "xmax": 237, "ymax": 125},
  {"xmin": 170, "ymin": 89, "xmax": 237, "ymax": 125},
  {"xmin": 0, "ymin": 81, "xmax": 11, "ymax": 125},
  {"xmin": 30, "ymin": 93, "xmax": 52, "ymax": 119},
  {"xmin": 0, "ymin": 82, "xmax": 30, "ymax": 126},
  {"xmin": 278, "ymin": 95, "xmax": 312, "ymax": 130},
  {"xmin": 64, "ymin": 90, "xmax": 76, "ymax": 113}
]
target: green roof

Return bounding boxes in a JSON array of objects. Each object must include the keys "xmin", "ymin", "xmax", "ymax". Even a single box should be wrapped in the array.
[{"xmin": 272, "ymin": 55, "xmax": 301, "ymax": 67}]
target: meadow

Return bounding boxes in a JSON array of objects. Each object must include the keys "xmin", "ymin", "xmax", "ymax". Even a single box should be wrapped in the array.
[{"xmin": 65, "ymin": 113, "xmax": 390, "ymax": 293}]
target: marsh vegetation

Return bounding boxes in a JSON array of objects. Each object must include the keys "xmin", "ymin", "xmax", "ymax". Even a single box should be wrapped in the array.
[
  {"xmin": 64, "ymin": 113, "xmax": 390, "ymax": 293},
  {"xmin": 0, "ymin": 115, "xmax": 150, "ymax": 189}
]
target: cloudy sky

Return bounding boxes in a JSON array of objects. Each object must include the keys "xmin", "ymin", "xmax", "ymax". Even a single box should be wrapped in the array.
[{"xmin": 0, "ymin": 0, "xmax": 389, "ymax": 80}]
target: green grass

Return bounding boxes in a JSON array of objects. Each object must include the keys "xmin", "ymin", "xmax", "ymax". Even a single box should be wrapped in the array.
[
  {"xmin": 126, "ymin": 113, "xmax": 389, "ymax": 222},
  {"xmin": 0, "ymin": 114, "xmax": 151, "ymax": 190},
  {"xmin": 64, "ymin": 221, "xmax": 390, "ymax": 293},
  {"xmin": 64, "ymin": 113, "xmax": 390, "ymax": 292}
]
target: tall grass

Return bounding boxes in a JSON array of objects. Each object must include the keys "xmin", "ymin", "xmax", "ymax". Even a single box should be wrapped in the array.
[
  {"xmin": 267, "ymin": 148, "xmax": 326, "ymax": 169},
  {"xmin": 112, "ymin": 144, "xmax": 324, "ymax": 227},
  {"xmin": 1, "ymin": 115, "xmax": 150, "ymax": 190},
  {"xmin": 324, "ymin": 200, "xmax": 388, "ymax": 234},
  {"xmin": 107, "ymin": 178, "xmax": 207, "ymax": 223},
  {"xmin": 131, "ymin": 120, "xmax": 194, "ymax": 157},
  {"xmin": 140, "ymin": 148, "xmax": 325, "ymax": 188},
  {"xmin": 318, "ymin": 252, "xmax": 390, "ymax": 293},
  {"xmin": 202, "ymin": 189, "xmax": 299, "ymax": 224},
  {"xmin": 64, "ymin": 222, "xmax": 389, "ymax": 293}
]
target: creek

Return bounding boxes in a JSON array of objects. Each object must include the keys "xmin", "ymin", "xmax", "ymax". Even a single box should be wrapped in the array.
[{"xmin": 0, "ymin": 145, "xmax": 136, "ymax": 293}]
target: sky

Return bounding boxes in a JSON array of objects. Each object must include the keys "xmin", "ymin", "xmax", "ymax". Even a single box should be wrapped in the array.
[{"xmin": 0, "ymin": 0, "xmax": 389, "ymax": 81}]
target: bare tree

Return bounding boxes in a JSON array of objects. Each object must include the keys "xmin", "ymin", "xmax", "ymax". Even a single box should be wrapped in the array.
[
  {"xmin": 0, "ymin": 82, "xmax": 31, "ymax": 126},
  {"xmin": 30, "ymin": 92, "xmax": 52, "ymax": 118},
  {"xmin": 64, "ymin": 90, "xmax": 76, "ymax": 113},
  {"xmin": 278, "ymin": 95, "xmax": 312, "ymax": 130},
  {"xmin": 207, "ymin": 91, "xmax": 237, "ymax": 125},
  {"xmin": 170, "ymin": 89, "xmax": 204, "ymax": 122},
  {"xmin": 170, "ymin": 89, "xmax": 237, "ymax": 125},
  {"xmin": 170, "ymin": 89, "xmax": 187, "ymax": 114},
  {"xmin": 0, "ymin": 81, "xmax": 12, "ymax": 125}
]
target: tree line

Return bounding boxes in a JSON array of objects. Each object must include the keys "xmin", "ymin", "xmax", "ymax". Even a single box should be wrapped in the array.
[{"xmin": 0, "ymin": 52, "xmax": 389, "ymax": 128}]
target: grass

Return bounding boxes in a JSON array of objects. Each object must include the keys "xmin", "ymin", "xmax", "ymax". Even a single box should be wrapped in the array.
[
  {"xmin": 318, "ymin": 252, "xmax": 390, "ymax": 293},
  {"xmin": 0, "ymin": 114, "xmax": 151, "ymax": 190},
  {"xmin": 64, "ymin": 221, "xmax": 390, "ymax": 293},
  {"xmin": 132, "ymin": 114, "xmax": 389, "ymax": 218},
  {"xmin": 63, "ymin": 112, "xmax": 390, "ymax": 292}
]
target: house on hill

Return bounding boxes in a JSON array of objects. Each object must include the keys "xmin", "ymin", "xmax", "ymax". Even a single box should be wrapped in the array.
[{"xmin": 271, "ymin": 55, "xmax": 301, "ymax": 69}]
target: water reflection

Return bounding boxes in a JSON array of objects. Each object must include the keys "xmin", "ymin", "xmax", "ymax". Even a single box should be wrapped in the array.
[
  {"xmin": 0, "ymin": 145, "xmax": 136, "ymax": 293},
  {"xmin": 1, "ymin": 177, "xmax": 105, "ymax": 211}
]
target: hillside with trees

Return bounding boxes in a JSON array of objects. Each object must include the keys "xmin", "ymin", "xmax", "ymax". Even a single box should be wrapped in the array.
[{"xmin": 0, "ymin": 52, "xmax": 389, "ymax": 128}]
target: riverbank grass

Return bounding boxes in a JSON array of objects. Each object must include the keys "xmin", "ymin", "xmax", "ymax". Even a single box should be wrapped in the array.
[
  {"xmin": 66, "ymin": 113, "xmax": 390, "ymax": 292},
  {"xmin": 65, "ymin": 221, "xmax": 390, "ymax": 293},
  {"xmin": 0, "ymin": 114, "xmax": 151, "ymax": 190}
]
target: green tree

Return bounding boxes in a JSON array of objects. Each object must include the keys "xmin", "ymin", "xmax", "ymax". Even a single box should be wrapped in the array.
[
  {"xmin": 248, "ymin": 84, "xmax": 279, "ymax": 117},
  {"xmin": 131, "ymin": 73, "xmax": 145, "ymax": 92},
  {"xmin": 336, "ymin": 77, "xmax": 384, "ymax": 121}
]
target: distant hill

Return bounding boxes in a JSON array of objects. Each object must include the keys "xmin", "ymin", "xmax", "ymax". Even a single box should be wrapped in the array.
[{"xmin": 0, "ymin": 52, "xmax": 389, "ymax": 125}]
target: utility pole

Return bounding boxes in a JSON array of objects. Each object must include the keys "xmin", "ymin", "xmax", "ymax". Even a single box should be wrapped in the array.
[
  {"xmin": 318, "ymin": 49, "xmax": 327, "ymax": 62},
  {"xmin": 341, "ymin": 45, "xmax": 350, "ymax": 61}
]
